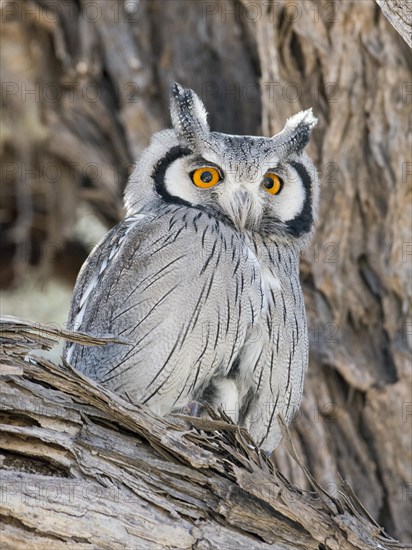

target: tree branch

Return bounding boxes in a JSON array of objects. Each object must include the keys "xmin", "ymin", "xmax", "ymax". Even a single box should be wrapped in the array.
[
  {"xmin": 375, "ymin": 0, "xmax": 412, "ymax": 46},
  {"xmin": 0, "ymin": 318, "xmax": 408, "ymax": 549}
]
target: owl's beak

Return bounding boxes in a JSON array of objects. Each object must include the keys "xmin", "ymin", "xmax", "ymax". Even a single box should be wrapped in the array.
[{"xmin": 238, "ymin": 190, "xmax": 250, "ymax": 205}]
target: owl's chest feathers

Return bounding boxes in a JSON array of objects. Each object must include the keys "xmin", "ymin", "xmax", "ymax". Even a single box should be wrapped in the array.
[
  {"xmin": 232, "ymin": 240, "xmax": 306, "ymax": 395},
  {"xmin": 245, "ymin": 237, "xmax": 302, "ymax": 323}
]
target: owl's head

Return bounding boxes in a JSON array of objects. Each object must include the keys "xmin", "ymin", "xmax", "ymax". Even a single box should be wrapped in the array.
[{"xmin": 125, "ymin": 83, "xmax": 319, "ymax": 244}]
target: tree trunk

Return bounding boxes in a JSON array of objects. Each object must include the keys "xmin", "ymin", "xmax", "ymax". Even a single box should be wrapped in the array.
[
  {"xmin": 1, "ymin": 0, "xmax": 411, "ymax": 544},
  {"xmin": 253, "ymin": 0, "xmax": 411, "ymax": 542}
]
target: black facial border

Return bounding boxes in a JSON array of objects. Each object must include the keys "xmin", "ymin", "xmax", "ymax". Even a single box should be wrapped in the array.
[
  {"xmin": 152, "ymin": 146, "xmax": 193, "ymax": 207},
  {"xmin": 286, "ymin": 161, "xmax": 313, "ymax": 237}
]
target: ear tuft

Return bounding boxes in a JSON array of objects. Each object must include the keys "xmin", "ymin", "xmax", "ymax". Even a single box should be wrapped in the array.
[
  {"xmin": 284, "ymin": 108, "xmax": 318, "ymax": 133},
  {"xmin": 170, "ymin": 82, "xmax": 209, "ymax": 146},
  {"xmin": 273, "ymin": 108, "xmax": 318, "ymax": 153}
]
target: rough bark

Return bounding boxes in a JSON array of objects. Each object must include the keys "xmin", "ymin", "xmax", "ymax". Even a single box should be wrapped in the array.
[
  {"xmin": 1, "ymin": 0, "xmax": 411, "ymax": 544},
  {"xmin": 375, "ymin": 0, "xmax": 412, "ymax": 47},
  {"xmin": 0, "ymin": 317, "xmax": 409, "ymax": 549}
]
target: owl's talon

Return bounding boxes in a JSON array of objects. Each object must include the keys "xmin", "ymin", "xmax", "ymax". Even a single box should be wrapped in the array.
[{"xmin": 180, "ymin": 400, "xmax": 202, "ymax": 416}]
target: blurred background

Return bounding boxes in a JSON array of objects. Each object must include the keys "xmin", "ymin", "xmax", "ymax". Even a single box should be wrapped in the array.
[{"xmin": 1, "ymin": 0, "xmax": 411, "ymax": 542}]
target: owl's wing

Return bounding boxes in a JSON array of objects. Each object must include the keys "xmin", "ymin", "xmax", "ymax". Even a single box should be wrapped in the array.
[{"xmin": 65, "ymin": 205, "xmax": 263, "ymax": 414}]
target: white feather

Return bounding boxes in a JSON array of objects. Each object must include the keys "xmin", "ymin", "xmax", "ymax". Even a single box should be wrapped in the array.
[{"xmin": 285, "ymin": 108, "xmax": 318, "ymax": 131}]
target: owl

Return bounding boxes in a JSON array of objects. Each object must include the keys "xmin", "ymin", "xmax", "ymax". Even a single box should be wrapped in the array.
[{"xmin": 64, "ymin": 83, "xmax": 319, "ymax": 452}]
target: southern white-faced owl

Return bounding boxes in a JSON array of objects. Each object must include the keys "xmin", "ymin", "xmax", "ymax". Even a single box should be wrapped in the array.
[{"xmin": 64, "ymin": 83, "xmax": 319, "ymax": 452}]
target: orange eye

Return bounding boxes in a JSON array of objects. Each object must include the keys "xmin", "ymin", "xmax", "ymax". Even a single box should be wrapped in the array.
[
  {"xmin": 262, "ymin": 172, "xmax": 283, "ymax": 195},
  {"xmin": 191, "ymin": 167, "xmax": 221, "ymax": 189}
]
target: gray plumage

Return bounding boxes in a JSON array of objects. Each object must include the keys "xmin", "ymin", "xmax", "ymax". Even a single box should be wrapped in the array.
[{"xmin": 64, "ymin": 83, "xmax": 319, "ymax": 451}]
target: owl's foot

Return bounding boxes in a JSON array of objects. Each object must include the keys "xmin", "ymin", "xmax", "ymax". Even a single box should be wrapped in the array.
[{"xmin": 179, "ymin": 400, "xmax": 202, "ymax": 416}]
